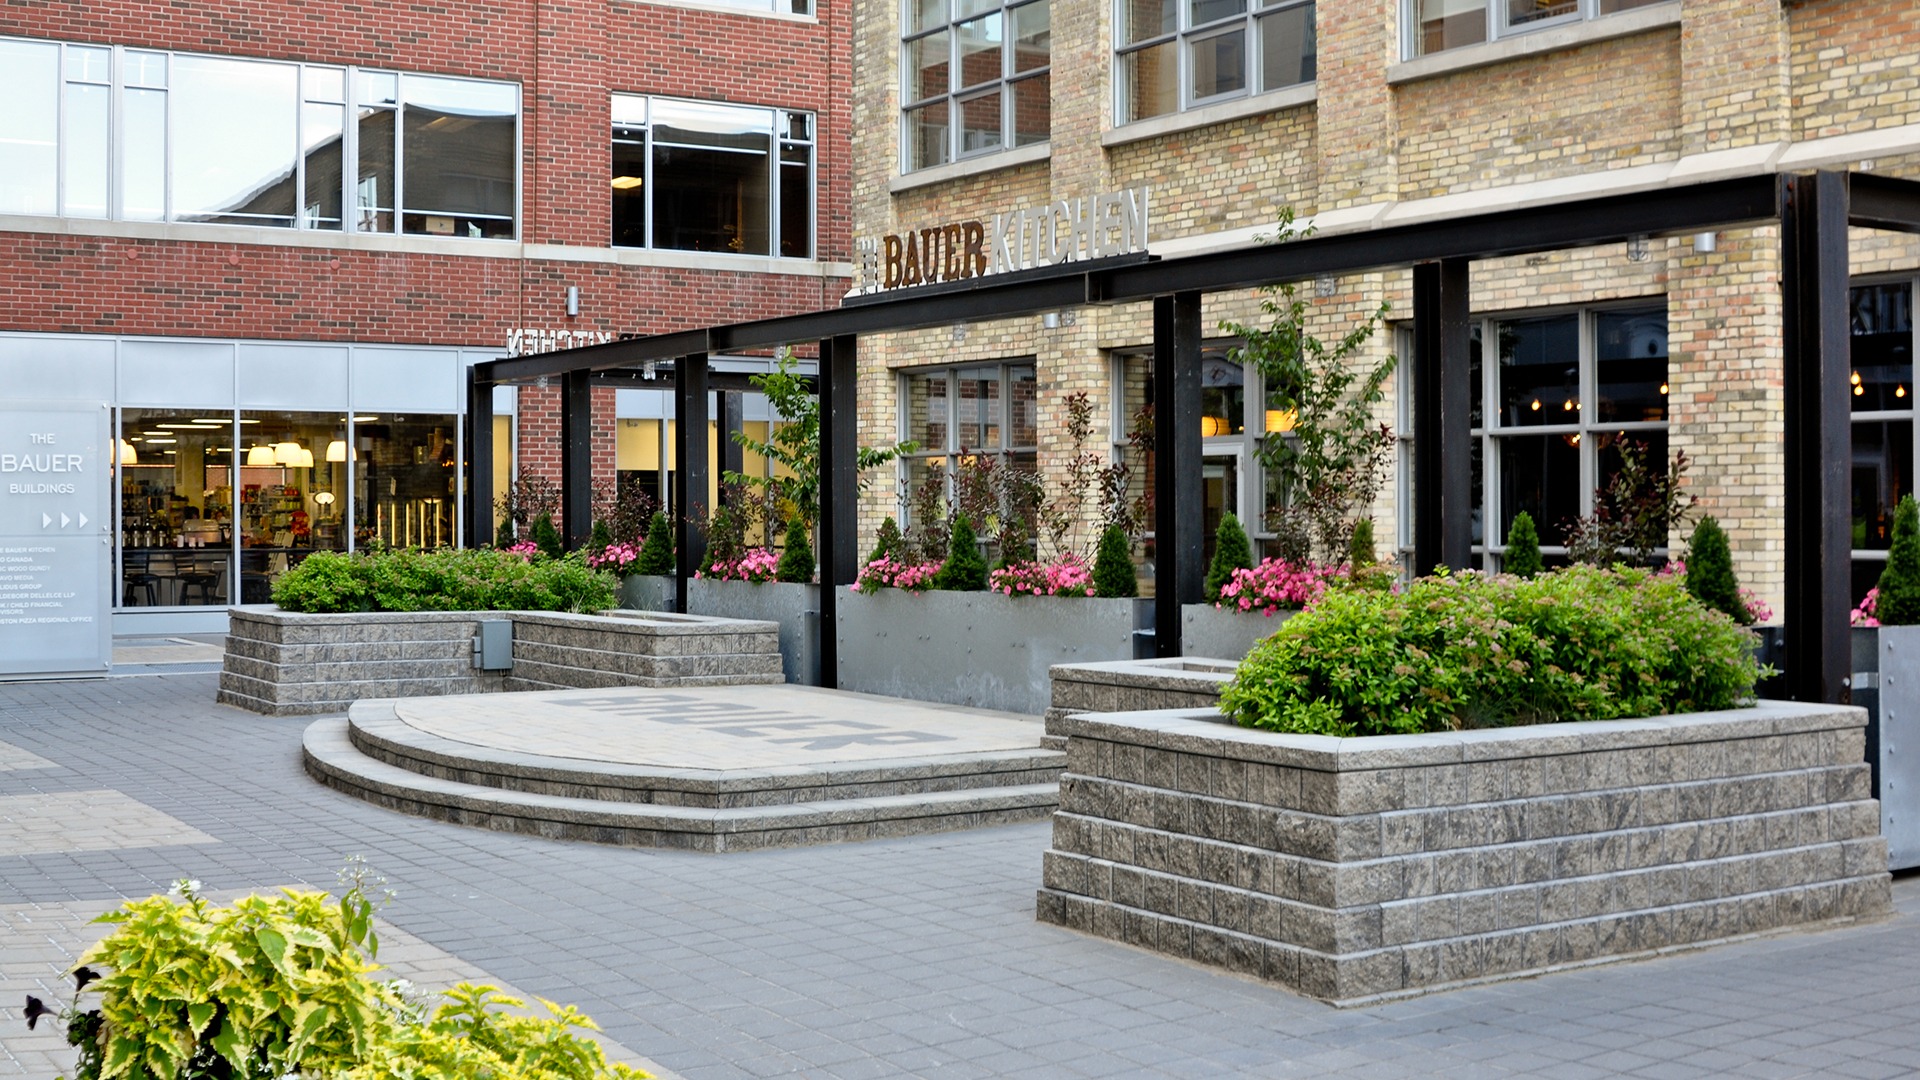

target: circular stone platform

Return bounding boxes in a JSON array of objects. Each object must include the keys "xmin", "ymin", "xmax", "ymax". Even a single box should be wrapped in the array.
[{"xmin": 302, "ymin": 685, "xmax": 1066, "ymax": 851}]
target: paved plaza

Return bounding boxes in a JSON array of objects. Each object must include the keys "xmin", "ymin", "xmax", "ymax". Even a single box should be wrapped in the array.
[{"xmin": 2, "ymin": 670, "xmax": 1918, "ymax": 1079}]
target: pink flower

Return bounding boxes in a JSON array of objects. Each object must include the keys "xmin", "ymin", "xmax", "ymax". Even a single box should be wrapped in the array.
[{"xmin": 1214, "ymin": 558, "xmax": 1344, "ymax": 615}]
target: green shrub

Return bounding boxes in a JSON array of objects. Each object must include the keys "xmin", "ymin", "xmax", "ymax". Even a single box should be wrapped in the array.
[
  {"xmin": 272, "ymin": 548, "xmax": 615, "ymax": 614},
  {"xmin": 494, "ymin": 518, "xmax": 515, "ymax": 548},
  {"xmin": 1685, "ymin": 516, "xmax": 1749, "ymax": 625},
  {"xmin": 1092, "ymin": 524, "xmax": 1138, "ymax": 598},
  {"xmin": 1220, "ymin": 566, "xmax": 1760, "ymax": 737},
  {"xmin": 776, "ymin": 516, "xmax": 814, "ymax": 583},
  {"xmin": 1877, "ymin": 495, "xmax": 1920, "ymax": 625},
  {"xmin": 933, "ymin": 515, "xmax": 988, "ymax": 591},
  {"xmin": 34, "ymin": 874, "xmax": 646, "ymax": 1080},
  {"xmin": 1504, "ymin": 512, "xmax": 1543, "ymax": 578},
  {"xmin": 530, "ymin": 513, "xmax": 565, "ymax": 560},
  {"xmin": 1204, "ymin": 513, "xmax": 1255, "ymax": 602},
  {"xmin": 588, "ymin": 518, "xmax": 613, "ymax": 551},
  {"xmin": 868, "ymin": 516, "xmax": 904, "ymax": 565},
  {"xmin": 634, "ymin": 512, "xmax": 675, "ymax": 576},
  {"xmin": 269, "ymin": 551, "xmax": 373, "ymax": 613},
  {"xmin": 1348, "ymin": 518, "xmax": 1376, "ymax": 568}
]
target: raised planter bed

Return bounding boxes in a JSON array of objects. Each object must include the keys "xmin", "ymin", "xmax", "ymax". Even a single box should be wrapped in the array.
[
  {"xmin": 837, "ymin": 590, "xmax": 1153, "ymax": 716},
  {"xmin": 1849, "ymin": 624, "xmax": 1919, "ymax": 870},
  {"xmin": 1180, "ymin": 603, "xmax": 1293, "ymax": 660},
  {"xmin": 618, "ymin": 574, "xmax": 676, "ymax": 612},
  {"xmin": 1037, "ymin": 701, "xmax": 1892, "ymax": 1005},
  {"xmin": 218, "ymin": 605, "xmax": 782, "ymax": 716},
  {"xmin": 688, "ymin": 578, "xmax": 821, "ymax": 685},
  {"xmin": 1043, "ymin": 657, "xmax": 1237, "ymax": 748}
]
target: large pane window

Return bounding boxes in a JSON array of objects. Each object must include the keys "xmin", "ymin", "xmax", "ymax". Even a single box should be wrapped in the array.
[
  {"xmin": 0, "ymin": 36, "xmax": 518, "ymax": 239},
  {"xmin": 0, "ymin": 40, "xmax": 59, "ymax": 215},
  {"xmin": 118, "ymin": 411, "xmax": 235, "ymax": 609},
  {"xmin": 610, "ymin": 96, "xmax": 813, "ymax": 258},
  {"xmin": 1116, "ymin": 0, "xmax": 1312, "ymax": 124},
  {"xmin": 902, "ymin": 0, "xmax": 1049, "ymax": 171},
  {"xmin": 898, "ymin": 361, "xmax": 1039, "ymax": 536},
  {"xmin": 354, "ymin": 415, "xmax": 458, "ymax": 550},
  {"xmin": 1480, "ymin": 303, "xmax": 1670, "ymax": 568},
  {"xmin": 237, "ymin": 413, "xmax": 348, "ymax": 603},
  {"xmin": 1851, "ymin": 280, "xmax": 1917, "ymax": 599},
  {"xmin": 1408, "ymin": 0, "xmax": 1670, "ymax": 59}
]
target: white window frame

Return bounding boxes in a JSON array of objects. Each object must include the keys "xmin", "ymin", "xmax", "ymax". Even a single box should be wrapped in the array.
[
  {"xmin": 1847, "ymin": 275, "xmax": 1920, "ymax": 584},
  {"xmin": 1113, "ymin": 0, "xmax": 1314, "ymax": 125},
  {"xmin": 899, "ymin": 0, "xmax": 1051, "ymax": 173},
  {"xmin": 1402, "ymin": 0, "xmax": 1667, "ymax": 61}
]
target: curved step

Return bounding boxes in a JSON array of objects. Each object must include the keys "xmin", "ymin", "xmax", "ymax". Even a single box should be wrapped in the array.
[
  {"xmin": 304, "ymin": 717, "xmax": 1060, "ymax": 851},
  {"xmin": 347, "ymin": 699, "xmax": 1066, "ymax": 808}
]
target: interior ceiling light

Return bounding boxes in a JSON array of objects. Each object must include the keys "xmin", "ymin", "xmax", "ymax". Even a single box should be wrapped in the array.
[
  {"xmin": 247, "ymin": 446, "xmax": 276, "ymax": 466},
  {"xmin": 610, "ymin": 176, "xmax": 644, "ymax": 190}
]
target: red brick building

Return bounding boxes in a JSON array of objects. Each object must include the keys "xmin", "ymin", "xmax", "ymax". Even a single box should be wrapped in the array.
[{"xmin": 0, "ymin": 0, "xmax": 850, "ymax": 640}]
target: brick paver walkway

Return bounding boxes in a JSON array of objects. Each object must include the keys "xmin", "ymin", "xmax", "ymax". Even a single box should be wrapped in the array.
[{"xmin": 2, "ymin": 672, "xmax": 1917, "ymax": 1079}]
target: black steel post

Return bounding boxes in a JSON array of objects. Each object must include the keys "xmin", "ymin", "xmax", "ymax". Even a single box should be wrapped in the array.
[
  {"xmin": 817, "ymin": 335, "xmax": 858, "ymax": 689},
  {"xmin": 465, "ymin": 370, "xmax": 494, "ymax": 548},
  {"xmin": 1780, "ymin": 171, "xmax": 1852, "ymax": 705},
  {"xmin": 1411, "ymin": 259, "xmax": 1474, "ymax": 574},
  {"xmin": 719, "ymin": 390, "xmax": 744, "ymax": 492},
  {"xmin": 560, "ymin": 369, "xmax": 593, "ymax": 550},
  {"xmin": 1153, "ymin": 292, "xmax": 1204, "ymax": 657},
  {"xmin": 673, "ymin": 352, "xmax": 710, "ymax": 613}
]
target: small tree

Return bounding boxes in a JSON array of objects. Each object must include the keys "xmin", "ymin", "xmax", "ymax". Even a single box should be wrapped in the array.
[
  {"xmin": 529, "ymin": 512, "xmax": 565, "ymax": 560},
  {"xmin": 1876, "ymin": 495, "xmax": 1920, "ymax": 625},
  {"xmin": 588, "ymin": 518, "xmax": 613, "ymax": 552},
  {"xmin": 933, "ymin": 514, "xmax": 988, "ymax": 591},
  {"xmin": 869, "ymin": 516, "xmax": 904, "ymax": 564},
  {"xmin": 1092, "ymin": 524, "xmax": 1138, "ymax": 598},
  {"xmin": 1565, "ymin": 439, "xmax": 1697, "ymax": 566},
  {"xmin": 634, "ymin": 511, "xmax": 675, "ymax": 576},
  {"xmin": 1505, "ymin": 512, "xmax": 1543, "ymax": 578},
  {"xmin": 494, "ymin": 518, "xmax": 515, "ymax": 548},
  {"xmin": 1348, "ymin": 518, "xmax": 1377, "ymax": 569},
  {"xmin": 776, "ymin": 516, "xmax": 814, "ymax": 583},
  {"xmin": 1205, "ymin": 513, "xmax": 1255, "ymax": 603},
  {"xmin": 1685, "ymin": 516, "xmax": 1749, "ymax": 624}
]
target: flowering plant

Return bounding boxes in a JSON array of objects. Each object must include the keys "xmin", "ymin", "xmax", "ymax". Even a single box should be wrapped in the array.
[
  {"xmin": 1216, "ymin": 558, "xmax": 1346, "ymax": 616},
  {"xmin": 586, "ymin": 540, "xmax": 641, "ymax": 576},
  {"xmin": 505, "ymin": 540, "xmax": 542, "ymax": 561},
  {"xmin": 854, "ymin": 556, "xmax": 943, "ymax": 594},
  {"xmin": 699, "ymin": 547, "xmax": 781, "ymax": 583},
  {"xmin": 989, "ymin": 553, "xmax": 1094, "ymax": 597},
  {"xmin": 1854, "ymin": 586, "xmax": 1881, "ymax": 628},
  {"xmin": 1657, "ymin": 560, "xmax": 1777, "ymax": 625}
]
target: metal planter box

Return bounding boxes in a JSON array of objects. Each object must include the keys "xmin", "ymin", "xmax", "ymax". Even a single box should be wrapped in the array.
[
  {"xmin": 837, "ymin": 589, "xmax": 1153, "ymax": 716},
  {"xmin": 1180, "ymin": 603, "xmax": 1294, "ymax": 660},
  {"xmin": 617, "ymin": 574, "xmax": 677, "ymax": 613},
  {"xmin": 1857, "ymin": 624, "xmax": 1920, "ymax": 870},
  {"xmin": 687, "ymin": 578, "xmax": 820, "ymax": 685}
]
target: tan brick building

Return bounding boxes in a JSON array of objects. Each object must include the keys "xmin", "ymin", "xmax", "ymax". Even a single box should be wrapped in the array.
[{"xmin": 846, "ymin": 0, "xmax": 1920, "ymax": 615}]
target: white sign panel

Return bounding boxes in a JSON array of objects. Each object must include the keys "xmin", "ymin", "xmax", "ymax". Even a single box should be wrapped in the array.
[{"xmin": 0, "ymin": 404, "xmax": 111, "ymax": 678}]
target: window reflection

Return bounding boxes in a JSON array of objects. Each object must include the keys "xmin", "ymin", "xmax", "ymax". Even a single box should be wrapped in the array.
[
  {"xmin": 172, "ymin": 56, "xmax": 299, "ymax": 226},
  {"xmin": 399, "ymin": 75, "xmax": 516, "ymax": 239},
  {"xmin": 0, "ymin": 41, "xmax": 59, "ymax": 215},
  {"xmin": 119, "ymin": 411, "xmax": 235, "ymax": 608},
  {"xmin": 1594, "ymin": 307, "xmax": 1668, "ymax": 423},
  {"xmin": 354, "ymin": 415, "xmax": 458, "ymax": 550},
  {"xmin": 236, "ymin": 412, "xmax": 347, "ymax": 602},
  {"xmin": 1497, "ymin": 314, "xmax": 1579, "ymax": 428},
  {"xmin": 612, "ymin": 96, "xmax": 812, "ymax": 258},
  {"xmin": 1851, "ymin": 283, "xmax": 1913, "ymax": 412}
]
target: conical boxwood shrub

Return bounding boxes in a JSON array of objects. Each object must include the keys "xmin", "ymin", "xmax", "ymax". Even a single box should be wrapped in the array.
[
  {"xmin": 777, "ymin": 516, "xmax": 814, "ymax": 583},
  {"xmin": 1877, "ymin": 495, "xmax": 1920, "ymax": 625},
  {"xmin": 1685, "ymin": 516, "xmax": 1748, "ymax": 624},
  {"xmin": 933, "ymin": 515, "xmax": 987, "ymax": 591},
  {"xmin": 634, "ymin": 511, "xmax": 675, "ymax": 576},
  {"xmin": 1092, "ymin": 524, "xmax": 1137, "ymax": 598},
  {"xmin": 1204, "ymin": 513, "xmax": 1255, "ymax": 602},
  {"xmin": 1505, "ymin": 511, "xmax": 1543, "ymax": 578}
]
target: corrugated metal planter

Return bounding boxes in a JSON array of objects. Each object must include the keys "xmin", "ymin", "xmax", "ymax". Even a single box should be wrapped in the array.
[
  {"xmin": 688, "ymin": 578, "xmax": 821, "ymax": 685},
  {"xmin": 1180, "ymin": 603, "xmax": 1295, "ymax": 660},
  {"xmin": 837, "ymin": 589, "xmax": 1153, "ymax": 716}
]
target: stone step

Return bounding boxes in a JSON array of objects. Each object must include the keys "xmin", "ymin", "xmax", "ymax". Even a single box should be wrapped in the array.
[
  {"xmin": 346, "ymin": 701, "xmax": 1068, "ymax": 808},
  {"xmin": 303, "ymin": 717, "xmax": 1061, "ymax": 851}
]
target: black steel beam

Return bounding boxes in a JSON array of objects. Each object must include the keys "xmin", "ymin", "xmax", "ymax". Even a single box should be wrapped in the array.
[
  {"xmin": 719, "ymin": 391, "xmax": 744, "ymax": 487},
  {"xmin": 475, "ymin": 329, "xmax": 711, "ymax": 385},
  {"xmin": 1780, "ymin": 171, "xmax": 1853, "ymax": 705},
  {"xmin": 1849, "ymin": 172, "xmax": 1920, "ymax": 235},
  {"xmin": 673, "ymin": 353, "xmax": 710, "ymax": 613},
  {"xmin": 465, "ymin": 371, "xmax": 494, "ymax": 548},
  {"xmin": 589, "ymin": 369, "xmax": 787, "ymax": 394},
  {"xmin": 1411, "ymin": 259, "xmax": 1474, "ymax": 574},
  {"xmin": 817, "ymin": 334, "xmax": 859, "ymax": 689},
  {"xmin": 560, "ymin": 369, "xmax": 593, "ymax": 550},
  {"xmin": 1153, "ymin": 292, "xmax": 1204, "ymax": 658}
]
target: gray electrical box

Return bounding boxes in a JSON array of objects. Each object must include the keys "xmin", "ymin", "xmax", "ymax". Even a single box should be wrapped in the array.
[{"xmin": 473, "ymin": 619, "xmax": 513, "ymax": 671}]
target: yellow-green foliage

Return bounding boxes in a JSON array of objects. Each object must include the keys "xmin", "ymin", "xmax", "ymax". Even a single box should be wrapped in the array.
[{"xmin": 60, "ymin": 882, "xmax": 645, "ymax": 1080}]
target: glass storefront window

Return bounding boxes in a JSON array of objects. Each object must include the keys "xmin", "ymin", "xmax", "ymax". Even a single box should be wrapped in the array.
[
  {"xmin": 236, "ymin": 412, "xmax": 347, "ymax": 603},
  {"xmin": 353, "ymin": 415, "xmax": 458, "ymax": 549},
  {"xmin": 118, "ymin": 410, "xmax": 236, "ymax": 608}
]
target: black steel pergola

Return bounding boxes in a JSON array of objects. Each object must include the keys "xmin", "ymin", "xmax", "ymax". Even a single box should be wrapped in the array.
[{"xmin": 467, "ymin": 170, "xmax": 1920, "ymax": 705}]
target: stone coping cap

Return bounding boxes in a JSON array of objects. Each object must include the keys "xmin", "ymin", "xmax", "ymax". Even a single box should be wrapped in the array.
[
  {"xmin": 227, "ymin": 605, "xmax": 778, "ymax": 634},
  {"xmin": 1048, "ymin": 658, "xmax": 1239, "ymax": 689},
  {"xmin": 1052, "ymin": 699, "xmax": 1867, "ymax": 771}
]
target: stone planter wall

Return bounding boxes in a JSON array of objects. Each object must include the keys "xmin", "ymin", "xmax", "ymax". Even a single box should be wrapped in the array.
[
  {"xmin": 618, "ymin": 574, "xmax": 677, "ymax": 612},
  {"xmin": 688, "ymin": 578, "xmax": 821, "ymax": 685},
  {"xmin": 837, "ymin": 590, "xmax": 1153, "ymax": 715},
  {"xmin": 1181, "ymin": 604, "xmax": 1292, "ymax": 660},
  {"xmin": 1037, "ymin": 702, "xmax": 1891, "ymax": 1005},
  {"xmin": 1044, "ymin": 657, "xmax": 1237, "ymax": 747},
  {"xmin": 218, "ymin": 605, "xmax": 782, "ymax": 716}
]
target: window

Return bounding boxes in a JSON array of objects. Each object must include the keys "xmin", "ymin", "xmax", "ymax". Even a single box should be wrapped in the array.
[
  {"xmin": 902, "ymin": 0, "xmax": 1050, "ymax": 172},
  {"xmin": 0, "ymin": 36, "xmax": 518, "ymax": 239},
  {"xmin": 1472, "ymin": 303, "xmax": 1670, "ymax": 568},
  {"xmin": 611, "ymin": 96, "xmax": 814, "ymax": 258},
  {"xmin": 1116, "ymin": 0, "xmax": 1313, "ymax": 124},
  {"xmin": 899, "ymin": 361, "xmax": 1038, "ymax": 527},
  {"xmin": 1406, "ymin": 0, "xmax": 1667, "ymax": 59},
  {"xmin": 1850, "ymin": 279, "xmax": 1916, "ymax": 603}
]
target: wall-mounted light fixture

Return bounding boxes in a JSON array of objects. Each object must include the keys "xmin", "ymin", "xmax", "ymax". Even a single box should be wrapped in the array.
[
  {"xmin": 1625, "ymin": 235, "xmax": 1650, "ymax": 263},
  {"xmin": 1314, "ymin": 276, "xmax": 1336, "ymax": 298},
  {"xmin": 565, "ymin": 286, "xmax": 580, "ymax": 318},
  {"xmin": 1693, "ymin": 232, "xmax": 1717, "ymax": 254}
]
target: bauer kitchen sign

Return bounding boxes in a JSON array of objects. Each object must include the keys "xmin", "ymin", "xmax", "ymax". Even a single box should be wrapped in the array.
[{"xmin": 849, "ymin": 185, "xmax": 1150, "ymax": 297}]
